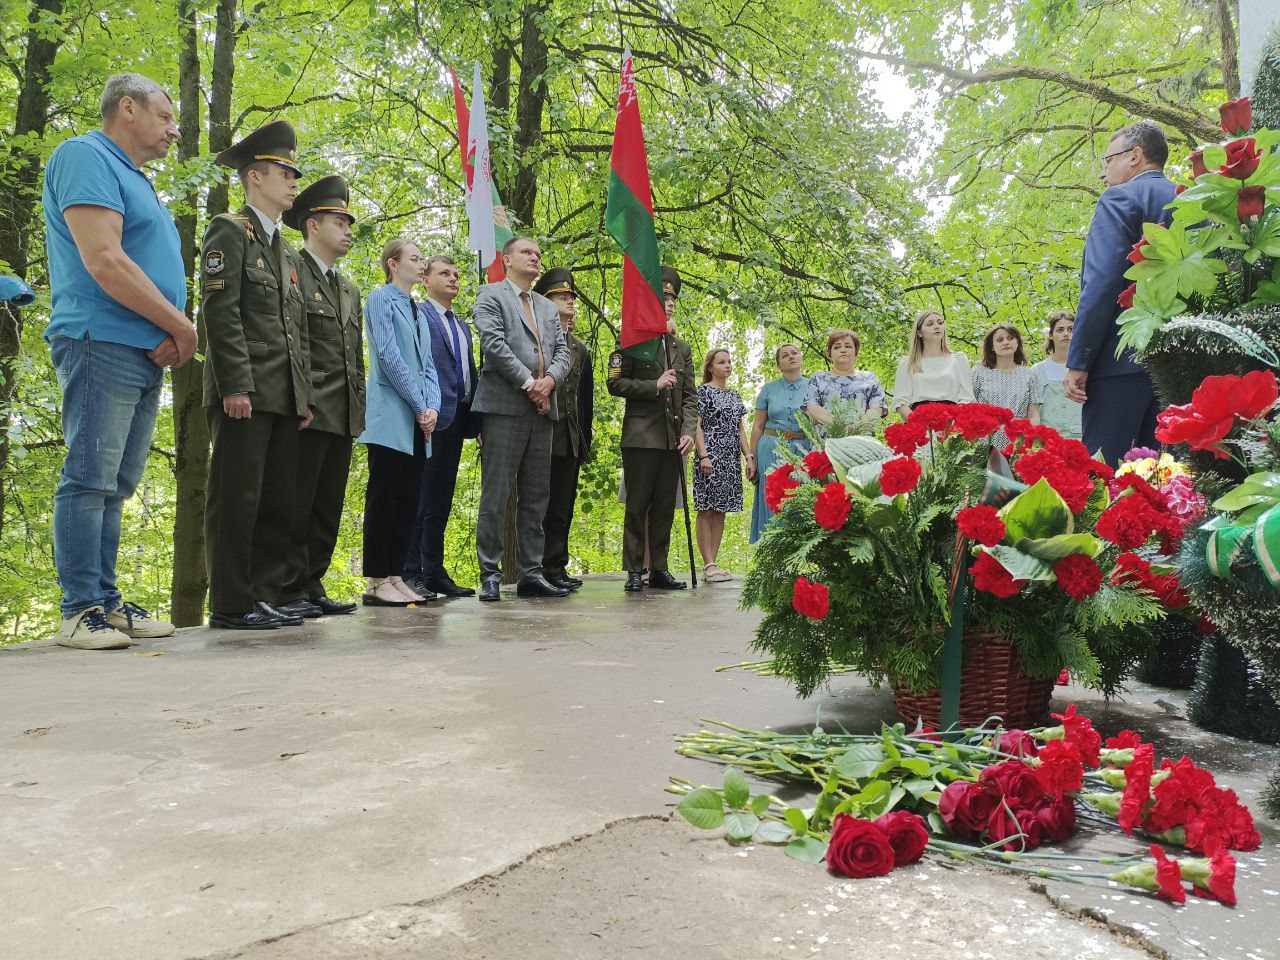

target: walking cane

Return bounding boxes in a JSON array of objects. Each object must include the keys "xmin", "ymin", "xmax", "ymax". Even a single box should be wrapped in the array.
[{"xmin": 660, "ymin": 335, "xmax": 698, "ymax": 589}]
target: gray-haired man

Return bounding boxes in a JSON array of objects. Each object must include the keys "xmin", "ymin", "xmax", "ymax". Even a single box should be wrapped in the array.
[{"xmin": 43, "ymin": 73, "xmax": 197, "ymax": 648}]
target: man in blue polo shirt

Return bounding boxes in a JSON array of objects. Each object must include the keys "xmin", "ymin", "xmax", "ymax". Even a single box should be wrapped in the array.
[{"xmin": 43, "ymin": 73, "xmax": 198, "ymax": 650}]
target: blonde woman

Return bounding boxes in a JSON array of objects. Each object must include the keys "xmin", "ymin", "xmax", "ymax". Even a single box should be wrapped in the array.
[{"xmin": 891, "ymin": 310, "xmax": 974, "ymax": 416}]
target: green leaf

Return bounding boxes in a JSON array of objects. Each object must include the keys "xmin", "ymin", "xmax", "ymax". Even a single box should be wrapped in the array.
[
  {"xmin": 837, "ymin": 757, "xmax": 883, "ymax": 779},
  {"xmin": 985, "ymin": 544, "xmax": 1055, "ymax": 581},
  {"xmin": 999, "ymin": 478, "xmax": 1072, "ymax": 541},
  {"xmin": 1213, "ymin": 472, "xmax": 1280, "ymax": 513},
  {"xmin": 723, "ymin": 767, "xmax": 750, "ymax": 810},
  {"xmin": 724, "ymin": 811, "xmax": 761, "ymax": 840},
  {"xmin": 750, "ymin": 794, "xmax": 772, "ymax": 816},
  {"xmin": 754, "ymin": 820, "xmax": 793, "ymax": 844},
  {"xmin": 899, "ymin": 757, "xmax": 933, "ymax": 777},
  {"xmin": 1015, "ymin": 532, "xmax": 1103, "ymax": 561},
  {"xmin": 785, "ymin": 836, "xmax": 827, "ymax": 864},
  {"xmin": 769, "ymin": 750, "xmax": 806, "ymax": 775},
  {"xmin": 927, "ymin": 811, "xmax": 945, "ymax": 835},
  {"xmin": 784, "ymin": 807, "xmax": 809, "ymax": 835},
  {"xmin": 904, "ymin": 778, "xmax": 937, "ymax": 799},
  {"xmin": 677, "ymin": 788, "xmax": 726, "ymax": 830}
]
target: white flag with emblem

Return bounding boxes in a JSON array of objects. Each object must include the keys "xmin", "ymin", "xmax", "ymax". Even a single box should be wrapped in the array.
[{"xmin": 465, "ymin": 62, "xmax": 497, "ymax": 268}]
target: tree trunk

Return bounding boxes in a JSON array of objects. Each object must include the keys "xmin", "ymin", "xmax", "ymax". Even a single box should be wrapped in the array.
[
  {"xmin": 169, "ymin": 0, "xmax": 211, "ymax": 625},
  {"xmin": 1216, "ymin": 0, "xmax": 1241, "ymax": 101},
  {"xmin": 208, "ymin": 0, "xmax": 238, "ymax": 217},
  {"xmin": 0, "ymin": 0, "xmax": 65, "ymax": 543},
  {"xmin": 510, "ymin": 1, "xmax": 549, "ymax": 227}
]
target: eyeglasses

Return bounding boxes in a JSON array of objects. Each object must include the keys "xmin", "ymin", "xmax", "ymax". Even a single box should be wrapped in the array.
[{"xmin": 1101, "ymin": 146, "xmax": 1136, "ymax": 167}]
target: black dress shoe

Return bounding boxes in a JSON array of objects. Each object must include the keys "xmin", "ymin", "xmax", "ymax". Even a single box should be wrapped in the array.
[
  {"xmin": 255, "ymin": 600, "xmax": 303, "ymax": 626},
  {"xmin": 647, "ymin": 570, "xmax": 688, "ymax": 590},
  {"xmin": 209, "ymin": 611, "xmax": 279, "ymax": 630},
  {"xmin": 276, "ymin": 598, "xmax": 324, "ymax": 619},
  {"xmin": 424, "ymin": 577, "xmax": 476, "ymax": 598},
  {"xmin": 309, "ymin": 596, "xmax": 357, "ymax": 615},
  {"xmin": 561, "ymin": 575, "xmax": 584, "ymax": 589},
  {"xmin": 478, "ymin": 576, "xmax": 502, "ymax": 602},
  {"xmin": 546, "ymin": 574, "xmax": 581, "ymax": 591},
  {"xmin": 624, "ymin": 572, "xmax": 646, "ymax": 592},
  {"xmin": 516, "ymin": 575, "xmax": 570, "ymax": 598}
]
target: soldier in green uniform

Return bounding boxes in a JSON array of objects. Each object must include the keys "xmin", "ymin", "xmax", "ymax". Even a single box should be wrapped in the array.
[
  {"xmin": 277, "ymin": 174, "xmax": 365, "ymax": 617},
  {"xmin": 535, "ymin": 267, "xmax": 593, "ymax": 592},
  {"xmin": 607, "ymin": 265, "xmax": 698, "ymax": 592},
  {"xmin": 201, "ymin": 120, "xmax": 312, "ymax": 630}
]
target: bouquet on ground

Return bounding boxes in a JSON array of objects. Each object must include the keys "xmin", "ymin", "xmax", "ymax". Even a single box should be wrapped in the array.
[
  {"xmin": 744, "ymin": 402, "xmax": 1172, "ymax": 699},
  {"xmin": 670, "ymin": 704, "xmax": 1258, "ymax": 906}
]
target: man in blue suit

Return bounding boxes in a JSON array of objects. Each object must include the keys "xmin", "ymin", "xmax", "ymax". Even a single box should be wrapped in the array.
[
  {"xmin": 1065, "ymin": 120, "xmax": 1177, "ymax": 465},
  {"xmin": 403, "ymin": 255, "xmax": 480, "ymax": 598}
]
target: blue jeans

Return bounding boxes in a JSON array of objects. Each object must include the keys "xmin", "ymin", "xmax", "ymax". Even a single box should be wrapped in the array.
[{"xmin": 50, "ymin": 335, "xmax": 164, "ymax": 617}]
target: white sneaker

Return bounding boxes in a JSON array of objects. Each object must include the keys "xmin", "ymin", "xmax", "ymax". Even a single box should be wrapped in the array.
[
  {"xmin": 106, "ymin": 601, "xmax": 175, "ymax": 639},
  {"xmin": 55, "ymin": 606, "xmax": 137, "ymax": 650}
]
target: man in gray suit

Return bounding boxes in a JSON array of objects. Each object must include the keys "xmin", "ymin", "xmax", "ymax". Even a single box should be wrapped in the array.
[{"xmin": 472, "ymin": 236, "xmax": 572, "ymax": 601}]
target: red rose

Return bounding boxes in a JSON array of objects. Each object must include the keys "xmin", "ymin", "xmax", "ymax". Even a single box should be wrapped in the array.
[
  {"xmin": 970, "ymin": 549, "xmax": 1021, "ymax": 598},
  {"xmin": 873, "ymin": 810, "xmax": 930, "ymax": 866},
  {"xmin": 1105, "ymin": 730, "xmax": 1142, "ymax": 751},
  {"xmin": 803, "ymin": 450, "xmax": 834, "ymax": 480},
  {"xmin": 938, "ymin": 780, "xmax": 1001, "ymax": 835},
  {"xmin": 1034, "ymin": 739, "xmax": 1084, "ymax": 798},
  {"xmin": 825, "ymin": 814, "xmax": 896, "ymax": 878},
  {"xmin": 813, "ymin": 481, "xmax": 852, "ymax": 531},
  {"xmin": 906, "ymin": 402, "xmax": 955, "ymax": 432},
  {"xmin": 984, "ymin": 805, "xmax": 1032, "ymax": 851},
  {"xmin": 791, "ymin": 575, "xmax": 830, "ymax": 620},
  {"xmin": 1188, "ymin": 150, "xmax": 1208, "ymax": 178},
  {"xmin": 956, "ymin": 505, "xmax": 1007, "ymax": 547},
  {"xmin": 884, "ymin": 421, "xmax": 927, "ymax": 456},
  {"xmin": 764, "ymin": 462, "xmax": 802, "ymax": 512},
  {"xmin": 1117, "ymin": 283, "xmax": 1136, "ymax": 310},
  {"xmin": 1028, "ymin": 795, "xmax": 1076, "ymax": 843},
  {"xmin": 1151, "ymin": 845, "xmax": 1186, "ymax": 904},
  {"xmin": 1127, "ymin": 238, "xmax": 1149, "ymax": 264},
  {"xmin": 1053, "ymin": 553, "xmax": 1103, "ymax": 601},
  {"xmin": 980, "ymin": 760, "xmax": 1044, "ymax": 808},
  {"xmin": 1237, "ymin": 184, "xmax": 1267, "ymax": 221},
  {"xmin": 1053, "ymin": 703, "xmax": 1102, "ymax": 768},
  {"xmin": 879, "ymin": 456, "xmax": 922, "ymax": 496},
  {"xmin": 1119, "ymin": 743, "xmax": 1155, "ymax": 835},
  {"xmin": 1219, "ymin": 97, "xmax": 1253, "ymax": 136},
  {"xmin": 1221, "ymin": 137, "xmax": 1262, "ymax": 180},
  {"xmin": 997, "ymin": 728, "xmax": 1039, "ymax": 758}
]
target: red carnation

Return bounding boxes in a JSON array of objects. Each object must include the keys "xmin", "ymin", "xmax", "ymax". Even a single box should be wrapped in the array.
[
  {"xmin": 1053, "ymin": 703, "xmax": 1102, "ymax": 768},
  {"xmin": 879, "ymin": 456, "xmax": 922, "ymax": 496},
  {"xmin": 1127, "ymin": 238, "xmax": 1149, "ymax": 264},
  {"xmin": 1238, "ymin": 184, "xmax": 1267, "ymax": 221},
  {"xmin": 1119, "ymin": 743, "xmax": 1155, "ymax": 835},
  {"xmin": 825, "ymin": 814, "xmax": 896, "ymax": 878},
  {"xmin": 1219, "ymin": 97, "xmax": 1253, "ymax": 136},
  {"xmin": 1117, "ymin": 283, "xmax": 1136, "ymax": 310},
  {"xmin": 906, "ymin": 402, "xmax": 956, "ymax": 433},
  {"xmin": 803, "ymin": 450, "xmax": 834, "ymax": 480},
  {"xmin": 764, "ymin": 462, "xmax": 802, "ymax": 512},
  {"xmin": 884, "ymin": 421, "xmax": 927, "ymax": 456},
  {"xmin": 791, "ymin": 575, "xmax": 830, "ymax": 620},
  {"xmin": 813, "ymin": 481, "xmax": 852, "ymax": 531},
  {"xmin": 1221, "ymin": 137, "xmax": 1262, "ymax": 180},
  {"xmin": 1191, "ymin": 849, "xmax": 1237, "ymax": 906},
  {"xmin": 1053, "ymin": 553, "xmax": 1102, "ymax": 601},
  {"xmin": 970, "ymin": 550, "xmax": 1021, "ymax": 598},
  {"xmin": 951, "ymin": 403, "xmax": 1011, "ymax": 441},
  {"xmin": 873, "ymin": 810, "xmax": 930, "ymax": 866},
  {"xmin": 956, "ymin": 505, "xmax": 1007, "ymax": 547},
  {"xmin": 980, "ymin": 760, "xmax": 1044, "ymax": 808},
  {"xmin": 1106, "ymin": 730, "xmax": 1142, "ymax": 751},
  {"xmin": 1097, "ymin": 494, "xmax": 1163, "ymax": 549},
  {"xmin": 1189, "ymin": 150, "xmax": 1208, "ymax": 178},
  {"xmin": 1034, "ymin": 739, "xmax": 1084, "ymax": 798},
  {"xmin": 1151, "ymin": 845, "xmax": 1187, "ymax": 904},
  {"xmin": 938, "ymin": 780, "xmax": 1001, "ymax": 835}
]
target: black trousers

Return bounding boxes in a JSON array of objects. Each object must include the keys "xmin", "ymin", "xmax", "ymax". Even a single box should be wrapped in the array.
[
  {"xmin": 1082, "ymin": 372, "xmax": 1159, "ymax": 467},
  {"xmin": 403, "ymin": 418, "xmax": 466, "ymax": 581},
  {"xmin": 621, "ymin": 447, "xmax": 679, "ymax": 573},
  {"xmin": 542, "ymin": 453, "xmax": 582, "ymax": 577},
  {"xmin": 362, "ymin": 432, "xmax": 425, "ymax": 578},
  {"xmin": 205, "ymin": 408, "xmax": 299, "ymax": 616},
  {"xmin": 280, "ymin": 428, "xmax": 352, "ymax": 602}
]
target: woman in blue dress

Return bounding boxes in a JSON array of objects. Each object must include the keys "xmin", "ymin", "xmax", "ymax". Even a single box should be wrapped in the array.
[
  {"xmin": 803, "ymin": 328, "xmax": 887, "ymax": 429},
  {"xmin": 748, "ymin": 343, "xmax": 810, "ymax": 543}
]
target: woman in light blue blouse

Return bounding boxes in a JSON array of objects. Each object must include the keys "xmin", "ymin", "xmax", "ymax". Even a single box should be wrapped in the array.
[
  {"xmin": 803, "ymin": 328, "xmax": 887, "ymax": 430},
  {"xmin": 358, "ymin": 239, "xmax": 441, "ymax": 606},
  {"xmin": 749, "ymin": 343, "xmax": 811, "ymax": 543}
]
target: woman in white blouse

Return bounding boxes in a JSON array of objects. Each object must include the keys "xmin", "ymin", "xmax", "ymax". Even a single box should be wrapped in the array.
[{"xmin": 890, "ymin": 310, "xmax": 975, "ymax": 417}]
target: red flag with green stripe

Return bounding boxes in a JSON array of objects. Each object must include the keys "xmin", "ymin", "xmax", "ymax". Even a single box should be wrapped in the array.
[{"xmin": 605, "ymin": 50, "xmax": 667, "ymax": 362}]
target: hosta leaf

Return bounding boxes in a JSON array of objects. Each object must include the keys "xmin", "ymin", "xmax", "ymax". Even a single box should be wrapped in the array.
[{"xmin": 999, "ymin": 478, "xmax": 1072, "ymax": 541}]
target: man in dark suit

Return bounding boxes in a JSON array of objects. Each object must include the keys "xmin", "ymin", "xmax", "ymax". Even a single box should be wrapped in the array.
[
  {"xmin": 402, "ymin": 254, "xmax": 480, "ymax": 598},
  {"xmin": 535, "ymin": 267, "xmax": 593, "ymax": 592},
  {"xmin": 1065, "ymin": 120, "xmax": 1177, "ymax": 465},
  {"xmin": 276, "ymin": 174, "xmax": 364, "ymax": 617},
  {"xmin": 471, "ymin": 236, "xmax": 571, "ymax": 601},
  {"xmin": 200, "ymin": 120, "xmax": 312, "ymax": 630}
]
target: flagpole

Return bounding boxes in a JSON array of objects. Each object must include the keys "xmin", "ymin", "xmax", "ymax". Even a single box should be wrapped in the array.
[{"xmin": 660, "ymin": 334, "xmax": 698, "ymax": 589}]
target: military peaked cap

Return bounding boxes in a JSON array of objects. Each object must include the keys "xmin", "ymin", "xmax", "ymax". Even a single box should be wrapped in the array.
[
  {"xmin": 534, "ymin": 267, "xmax": 575, "ymax": 298},
  {"xmin": 215, "ymin": 119, "xmax": 302, "ymax": 175},
  {"xmin": 662, "ymin": 265, "xmax": 681, "ymax": 299},
  {"xmin": 283, "ymin": 174, "xmax": 356, "ymax": 230}
]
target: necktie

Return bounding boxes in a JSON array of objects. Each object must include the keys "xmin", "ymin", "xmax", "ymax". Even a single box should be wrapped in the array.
[
  {"xmin": 327, "ymin": 269, "xmax": 339, "ymax": 295},
  {"xmin": 445, "ymin": 309, "xmax": 466, "ymax": 399},
  {"xmin": 519, "ymin": 290, "xmax": 545, "ymax": 378}
]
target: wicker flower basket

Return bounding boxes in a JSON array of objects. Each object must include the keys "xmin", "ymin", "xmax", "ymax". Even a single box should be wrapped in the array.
[{"xmin": 893, "ymin": 628, "xmax": 1055, "ymax": 729}]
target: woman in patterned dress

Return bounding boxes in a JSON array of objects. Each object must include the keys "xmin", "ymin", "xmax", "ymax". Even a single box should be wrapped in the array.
[
  {"xmin": 803, "ymin": 329, "xmax": 887, "ymax": 432},
  {"xmin": 970, "ymin": 323, "xmax": 1041, "ymax": 450},
  {"xmin": 693, "ymin": 348, "xmax": 750, "ymax": 582},
  {"xmin": 748, "ymin": 343, "xmax": 810, "ymax": 543}
]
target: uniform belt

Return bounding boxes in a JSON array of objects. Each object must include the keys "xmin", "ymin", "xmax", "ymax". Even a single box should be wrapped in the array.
[{"xmin": 764, "ymin": 428, "xmax": 804, "ymax": 440}]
